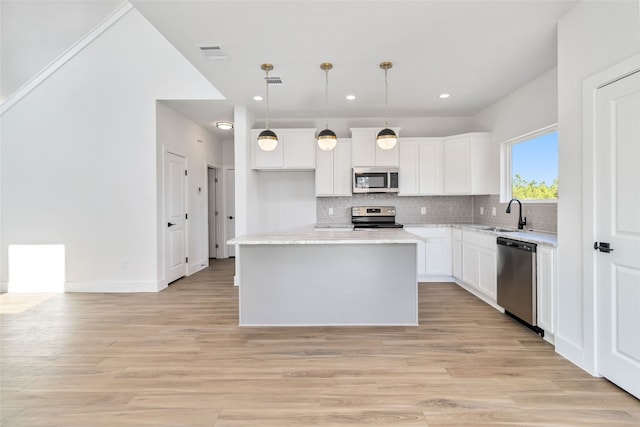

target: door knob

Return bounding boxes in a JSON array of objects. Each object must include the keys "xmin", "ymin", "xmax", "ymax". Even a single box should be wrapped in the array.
[
  {"xmin": 594, "ymin": 241, "xmax": 614, "ymax": 253},
  {"xmin": 228, "ymin": 216, "xmax": 234, "ymax": 220},
  {"xmin": 168, "ymin": 222, "xmax": 176, "ymax": 227}
]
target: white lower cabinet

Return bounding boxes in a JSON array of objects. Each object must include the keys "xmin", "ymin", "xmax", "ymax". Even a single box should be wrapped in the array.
[
  {"xmin": 537, "ymin": 246, "xmax": 557, "ymax": 335},
  {"xmin": 461, "ymin": 230, "xmax": 497, "ymax": 301},
  {"xmin": 452, "ymin": 229, "xmax": 462, "ymax": 280},
  {"xmin": 405, "ymin": 227, "xmax": 452, "ymax": 281}
]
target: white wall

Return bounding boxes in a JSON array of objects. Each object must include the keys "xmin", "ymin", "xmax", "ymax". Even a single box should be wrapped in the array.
[
  {"xmin": 557, "ymin": 0, "xmax": 640, "ymax": 373},
  {"xmin": 472, "ymin": 68, "xmax": 558, "ymax": 190},
  {"xmin": 1, "ymin": 8, "xmax": 222, "ymax": 292},
  {"xmin": 0, "ymin": 0, "xmax": 125, "ymax": 99},
  {"xmin": 156, "ymin": 102, "xmax": 223, "ymax": 278},
  {"xmin": 255, "ymin": 171, "xmax": 317, "ymax": 232}
]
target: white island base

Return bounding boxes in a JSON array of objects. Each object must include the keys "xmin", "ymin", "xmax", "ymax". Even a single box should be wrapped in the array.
[{"xmin": 232, "ymin": 230, "xmax": 418, "ymax": 326}]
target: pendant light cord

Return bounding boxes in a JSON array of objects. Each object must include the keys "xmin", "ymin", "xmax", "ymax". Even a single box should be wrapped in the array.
[
  {"xmin": 265, "ymin": 69, "xmax": 270, "ymax": 130},
  {"xmin": 324, "ymin": 69, "xmax": 329, "ymax": 130},
  {"xmin": 384, "ymin": 67, "xmax": 389, "ymax": 127}
]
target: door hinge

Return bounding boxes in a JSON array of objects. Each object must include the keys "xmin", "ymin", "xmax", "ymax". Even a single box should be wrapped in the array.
[
  {"xmin": 215, "ymin": 244, "xmax": 219, "ymax": 249},
  {"xmin": 185, "ymin": 213, "xmax": 188, "ymax": 220},
  {"xmin": 184, "ymin": 170, "xmax": 188, "ymax": 176},
  {"xmin": 215, "ymin": 178, "xmax": 219, "ymax": 183},
  {"xmin": 185, "ymin": 257, "xmax": 189, "ymax": 263},
  {"xmin": 215, "ymin": 211, "xmax": 219, "ymax": 216}
]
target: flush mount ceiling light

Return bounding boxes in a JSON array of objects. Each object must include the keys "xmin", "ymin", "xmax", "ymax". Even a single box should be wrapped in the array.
[
  {"xmin": 346, "ymin": 94, "xmax": 356, "ymax": 101},
  {"xmin": 317, "ymin": 62, "xmax": 338, "ymax": 151},
  {"xmin": 215, "ymin": 121, "xmax": 234, "ymax": 130},
  {"xmin": 376, "ymin": 61, "xmax": 397, "ymax": 150},
  {"xmin": 439, "ymin": 93, "xmax": 451, "ymax": 99},
  {"xmin": 257, "ymin": 63, "xmax": 278, "ymax": 151},
  {"xmin": 253, "ymin": 95, "xmax": 263, "ymax": 101}
]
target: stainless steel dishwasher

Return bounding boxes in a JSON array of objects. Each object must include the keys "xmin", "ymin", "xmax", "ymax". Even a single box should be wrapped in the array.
[{"xmin": 496, "ymin": 237, "xmax": 543, "ymax": 336}]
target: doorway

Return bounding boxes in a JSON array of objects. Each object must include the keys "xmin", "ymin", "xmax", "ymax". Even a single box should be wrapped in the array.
[
  {"xmin": 594, "ymin": 69, "xmax": 640, "ymax": 399},
  {"xmin": 226, "ymin": 168, "xmax": 235, "ymax": 258},
  {"xmin": 583, "ymin": 54, "xmax": 640, "ymax": 400},
  {"xmin": 207, "ymin": 167, "xmax": 220, "ymax": 260},
  {"xmin": 164, "ymin": 151, "xmax": 187, "ymax": 284}
]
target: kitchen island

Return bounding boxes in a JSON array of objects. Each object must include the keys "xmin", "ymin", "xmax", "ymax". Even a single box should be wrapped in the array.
[{"xmin": 228, "ymin": 228, "xmax": 420, "ymax": 326}]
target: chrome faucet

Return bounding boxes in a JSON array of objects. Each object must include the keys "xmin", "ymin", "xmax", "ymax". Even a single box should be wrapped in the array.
[{"xmin": 506, "ymin": 198, "xmax": 527, "ymax": 230}]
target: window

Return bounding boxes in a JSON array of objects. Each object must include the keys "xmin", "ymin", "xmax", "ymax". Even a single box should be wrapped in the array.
[{"xmin": 501, "ymin": 125, "xmax": 558, "ymax": 202}]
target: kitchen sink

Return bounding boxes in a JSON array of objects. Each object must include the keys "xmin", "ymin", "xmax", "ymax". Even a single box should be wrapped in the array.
[{"xmin": 479, "ymin": 226, "xmax": 515, "ymax": 232}]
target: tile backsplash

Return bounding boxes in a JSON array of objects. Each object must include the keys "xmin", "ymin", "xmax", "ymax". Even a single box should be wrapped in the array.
[
  {"xmin": 316, "ymin": 194, "xmax": 473, "ymax": 226},
  {"xmin": 472, "ymin": 194, "xmax": 557, "ymax": 233},
  {"xmin": 316, "ymin": 193, "xmax": 557, "ymax": 233}
]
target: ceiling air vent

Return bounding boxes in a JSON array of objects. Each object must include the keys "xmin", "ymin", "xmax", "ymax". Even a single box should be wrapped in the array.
[
  {"xmin": 198, "ymin": 45, "xmax": 227, "ymax": 60},
  {"xmin": 265, "ymin": 76, "xmax": 283, "ymax": 85}
]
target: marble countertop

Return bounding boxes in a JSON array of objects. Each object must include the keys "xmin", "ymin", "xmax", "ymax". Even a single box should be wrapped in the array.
[
  {"xmin": 404, "ymin": 223, "xmax": 558, "ymax": 247},
  {"xmin": 314, "ymin": 223, "xmax": 558, "ymax": 247},
  {"xmin": 228, "ymin": 227, "xmax": 421, "ymax": 245}
]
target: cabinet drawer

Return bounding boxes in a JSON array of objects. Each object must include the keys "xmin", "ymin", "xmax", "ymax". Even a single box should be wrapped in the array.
[{"xmin": 462, "ymin": 230, "xmax": 495, "ymax": 250}]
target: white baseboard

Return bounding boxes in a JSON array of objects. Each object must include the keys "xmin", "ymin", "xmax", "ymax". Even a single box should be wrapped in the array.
[
  {"xmin": 418, "ymin": 274, "xmax": 455, "ymax": 283},
  {"xmin": 187, "ymin": 259, "xmax": 209, "ymax": 276},
  {"xmin": 65, "ymin": 281, "xmax": 162, "ymax": 293},
  {"xmin": 453, "ymin": 279, "xmax": 504, "ymax": 312},
  {"xmin": 555, "ymin": 335, "xmax": 598, "ymax": 376},
  {"xmin": 1, "ymin": 281, "xmax": 7, "ymax": 293}
]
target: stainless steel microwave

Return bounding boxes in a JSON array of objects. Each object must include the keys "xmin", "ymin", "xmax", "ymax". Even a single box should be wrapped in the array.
[{"xmin": 353, "ymin": 167, "xmax": 399, "ymax": 193}]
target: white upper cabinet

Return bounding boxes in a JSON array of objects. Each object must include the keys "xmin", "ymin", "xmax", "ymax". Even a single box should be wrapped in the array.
[
  {"xmin": 251, "ymin": 128, "xmax": 316, "ymax": 170},
  {"xmin": 350, "ymin": 128, "xmax": 400, "ymax": 167},
  {"xmin": 443, "ymin": 132, "xmax": 494, "ymax": 195},
  {"xmin": 398, "ymin": 137, "xmax": 443, "ymax": 196},
  {"xmin": 316, "ymin": 138, "xmax": 352, "ymax": 197}
]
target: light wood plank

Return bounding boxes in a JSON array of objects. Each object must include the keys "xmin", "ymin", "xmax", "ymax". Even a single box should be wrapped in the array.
[{"xmin": 1, "ymin": 259, "xmax": 638, "ymax": 426}]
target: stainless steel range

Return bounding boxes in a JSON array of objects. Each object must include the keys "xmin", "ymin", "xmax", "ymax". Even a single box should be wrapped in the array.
[{"xmin": 351, "ymin": 206, "xmax": 404, "ymax": 229}]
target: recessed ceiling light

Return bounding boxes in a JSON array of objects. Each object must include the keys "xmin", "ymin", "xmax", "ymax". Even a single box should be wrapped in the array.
[
  {"xmin": 346, "ymin": 94, "xmax": 356, "ymax": 101},
  {"xmin": 253, "ymin": 95, "xmax": 263, "ymax": 101},
  {"xmin": 215, "ymin": 121, "xmax": 234, "ymax": 130},
  {"xmin": 439, "ymin": 93, "xmax": 451, "ymax": 99}
]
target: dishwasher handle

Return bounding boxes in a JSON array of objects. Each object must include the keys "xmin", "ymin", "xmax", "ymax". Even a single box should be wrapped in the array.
[{"xmin": 497, "ymin": 237, "xmax": 536, "ymax": 252}]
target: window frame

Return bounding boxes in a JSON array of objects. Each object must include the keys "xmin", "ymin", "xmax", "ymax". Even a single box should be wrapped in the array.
[{"xmin": 500, "ymin": 123, "xmax": 558, "ymax": 203}]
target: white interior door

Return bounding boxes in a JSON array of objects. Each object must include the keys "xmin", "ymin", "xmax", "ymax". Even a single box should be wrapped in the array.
[
  {"xmin": 165, "ymin": 152, "xmax": 187, "ymax": 284},
  {"xmin": 208, "ymin": 168, "xmax": 218, "ymax": 259},
  {"xmin": 596, "ymin": 70, "xmax": 640, "ymax": 399},
  {"xmin": 226, "ymin": 168, "xmax": 236, "ymax": 257}
]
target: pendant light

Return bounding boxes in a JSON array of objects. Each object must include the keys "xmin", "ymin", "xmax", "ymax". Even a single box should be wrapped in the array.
[
  {"xmin": 376, "ymin": 61, "xmax": 397, "ymax": 150},
  {"xmin": 257, "ymin": 63, "xmax": 278, "ymax": 151},
  {"xmin": 317, "ymin": 62, "xmax": 338, "ymax": 151}
]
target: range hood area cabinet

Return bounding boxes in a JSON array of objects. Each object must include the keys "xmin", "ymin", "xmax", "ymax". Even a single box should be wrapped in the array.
[
  {"xmin": 251, "ymin": 128, "xmax": 317, "ymax": 170},
  {"xmin": 350, "ymin": 128, "xmax": 401, "ymax": 167},
  {"xmin": 398, "ymin": 137, "xmax": 443, "ymax": 196},
  {"xmin": 316, "ymin": 138, "xmax": 352, "ymax": 197},
  {"xmin": 442, "ymin": 132, "xmax": 494, "ymax": 195}
]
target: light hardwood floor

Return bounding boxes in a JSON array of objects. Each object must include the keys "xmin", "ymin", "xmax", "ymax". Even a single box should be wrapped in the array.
[{"xmin": 1, "ymin": 258, "xmax": 639, "ymax": 426}]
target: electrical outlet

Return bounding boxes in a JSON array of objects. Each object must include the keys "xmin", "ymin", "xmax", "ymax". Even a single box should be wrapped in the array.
[
  {"xmin": 480, "ymin": 207, "xmax": 484, "ymax": 215},
  {"xmin": 492, "ymin": 206, "xmax": 496, "ymax": 216},
  {"xmin": 328, "ymin": 207, "xmax": 334, "ymax": 215},
  {"xmin": 420, "ymin": 207, "xmax": 426, "ymax": 215}
]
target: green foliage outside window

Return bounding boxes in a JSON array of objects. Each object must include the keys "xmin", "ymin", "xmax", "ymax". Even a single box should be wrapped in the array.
[{"xmin": 512, "ymin": 174, "xmax": 558, "ymax": 200}]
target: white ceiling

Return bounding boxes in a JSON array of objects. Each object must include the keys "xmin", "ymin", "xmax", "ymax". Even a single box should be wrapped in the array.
[{"xmin": 131, "ymin": 0, "xmax": 577, "ymax": 137}]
